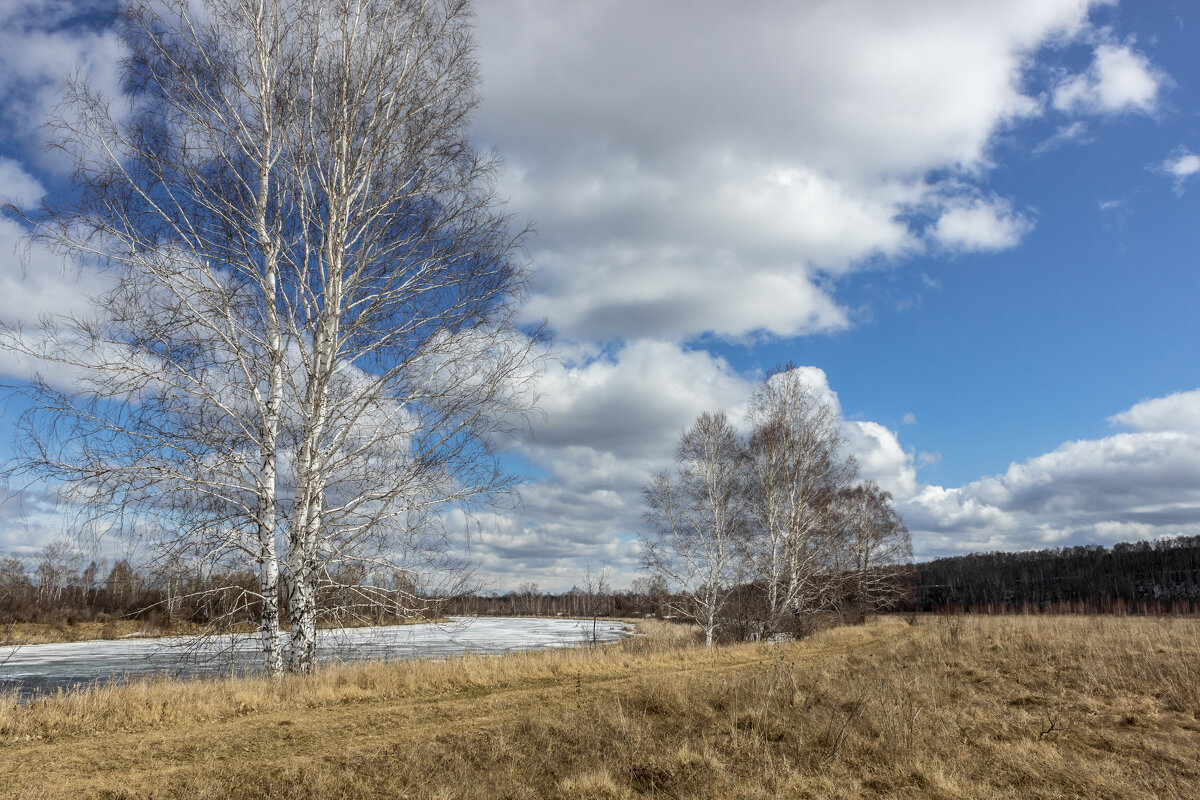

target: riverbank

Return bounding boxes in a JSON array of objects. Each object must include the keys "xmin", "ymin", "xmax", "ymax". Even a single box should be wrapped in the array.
[
  {"xmin": 0, "ymin": 615, "xmax": 449, "ymax": 646},
  {"xmin": 3, "ymin": 615, "xmax": 1198, "ymax": 798}
]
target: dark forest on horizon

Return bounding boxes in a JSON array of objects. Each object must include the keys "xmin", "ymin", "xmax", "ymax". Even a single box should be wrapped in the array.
[{"xmin": 908, "ymin": 534, "xmax": 1200, "ymax": 614}]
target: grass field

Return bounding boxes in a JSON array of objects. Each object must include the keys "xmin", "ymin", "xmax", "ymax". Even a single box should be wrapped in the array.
[{"xmin": 2, "ymin": 615, "xmax": 1198, "ymax": 799}]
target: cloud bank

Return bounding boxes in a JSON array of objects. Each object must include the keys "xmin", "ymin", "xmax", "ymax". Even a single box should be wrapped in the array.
[
  {"xmin": 472, "ymin": 0, "xmax": 1161, "ymax": 343},
  {"xmin": 904, "ymin": 390, "xmax": 1200, "ymax": 558}
]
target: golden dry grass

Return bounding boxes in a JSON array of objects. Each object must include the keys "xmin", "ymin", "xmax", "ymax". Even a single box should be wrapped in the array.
[
  {"xmin": 1, "ymin": 615, "xmax": 447, "ymax": 646},
  {"xmin": 2, "ymin": 615, "xmax": 1199, "ymax": 799},
  {"xmin": 1, "ymin": 619, "xmax": 226, "ymax": 646}
]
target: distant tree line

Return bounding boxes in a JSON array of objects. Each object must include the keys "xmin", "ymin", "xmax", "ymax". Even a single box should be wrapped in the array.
[
  {"xmin": 0, "ymin": 544, "xmax": 666, "ymax": 630},
  {"xmin": 907, "ymin": 536, "xmax": 1200, "ymax": 614},
  {"xmin": 11, "ymin": 533, "xmax": 1196, "ymax": 636},
  {"xmin": 0, "ymin": 540, "xmax": 436, "ymax": 631},
  {"xmin": 443, "ymin": 574, "xmax": 669, "ymax": 620}
]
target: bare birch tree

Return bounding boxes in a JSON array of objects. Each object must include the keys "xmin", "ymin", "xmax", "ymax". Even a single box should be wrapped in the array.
[
  {"xmin": 3, "ymin": 0, "xmax": 308, "ymax": 674},
  {"xmin": 264, "ymin": 0, "xmax": 538, "ymax": 672},
  {"xmin": 641, "ymin": 412, "xmax": 744, "ymax": 647},
  {"xmin": 2, "ymin": 0, "xmax": 537, "ymax": 674},
  {"xmin": 827, "ymin": 482, "xmax": 912, "ymax": 616},
  {"xmin": 743, "ymin": 368, "xmax": 857, "ymax": 636}
]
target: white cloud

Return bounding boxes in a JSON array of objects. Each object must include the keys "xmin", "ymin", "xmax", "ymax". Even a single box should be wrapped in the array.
[
  {"xmin": 0, "ymin": 212, "xmax": 114, "ymax": 386},
  {"xmin": 902, "ymin": 413, "xmax": 918, "ymax": 425},
  {"xmin": 905, "ymin": 484, "xmax": 1020, "ymax": 535},
  {"xmin": 524, "ymin": 341, "xmax": 754, "ymax": 461},
  {"xmin": 526, "ymin": 247, "xmax": 852, "ymax": 342},
  {"xmin": 844, "ymin": 420, "xmax": 918, "ymax": 498},
  {"xmin": 474, "ymin": 0, "xmax": 1116, "ymax": 342},
  {"xmin": 0, "ymin": 1, "xmax": 1183, "ymax": 591},
  {"xmin": 0, "ymin": 1, "xmax": 125, "ymax": 170},
  {"xmin": 915, "ymin": 451, "xmax": 940, "ymax": 469},
  {"xmin": 1052, "ymin": 43, "xmax": 1164, "ymax": 115},
  {"xmin": 903, "ymin": 389, "xmax": 1200, "ymax": 558},
  {"xmin": 0, "ymin": 484, "xmax": 73, "ymax": 557},
  {"xmin": 931, "ymin": 196, "xmax": 1034, "ymax": 252},
  {"xmin": 1159, "ymin": 150, "xmax": 1200, "ymax": 193},
  {"xmin": 0, "ymin": 157, "xmax": 45, "ymax": 207},
  {"xmin": 1109, "ymin": 388, "xmax": 1200, "ymax": 435},
  {"xmin": 1162, "ymin": 152, "xmax": 1200, "ymax": 179},
  {"xmin": 482, "ymin": 353, "xmax": 920, "ymax": 589},
  {"xmin": 474, "ymin": 342, "xmax": 755, "ymax": 588},
  {"xmin": 448, "ymin": 378, "xmax": 1200, "ymax": 588}
]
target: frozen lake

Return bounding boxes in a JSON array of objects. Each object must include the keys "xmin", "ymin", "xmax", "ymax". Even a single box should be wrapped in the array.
[{"xmin": 0, "ymin": 616, "xmax": 633, "ymax": 696}]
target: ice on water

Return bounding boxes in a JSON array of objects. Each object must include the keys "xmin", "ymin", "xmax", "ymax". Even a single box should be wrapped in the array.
[{"xmin": 0, "ymin": 617, "xmax": 632, "ymax": 696}]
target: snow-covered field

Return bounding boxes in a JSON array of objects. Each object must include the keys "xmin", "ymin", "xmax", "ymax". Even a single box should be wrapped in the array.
[{"xmin": 0, "ymin": 617, "xmax": 633, "ymax": 696}]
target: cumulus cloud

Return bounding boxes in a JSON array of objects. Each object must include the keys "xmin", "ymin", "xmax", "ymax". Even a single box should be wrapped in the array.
[
  {"xmin": 1109, "ymin": 389, "xmax": 1200, "ymax": 435},
  {"xmin": 1159, "ymin": 149, "xmax": 1200, "ymax": 193},
  {"xmin": 524, "ymin": 341, "xmax": 754, "ymax": 460},
  {"xmin": 0, "ymin": 213, "xmax": 114, "ymax": 385},
  {"xmin": 0, "ymin": 482, "xmax": 89, "ymax": 557},
  {"xmin": 452, "ymin": 378, "xmax": 1200, "ymax": 588},
  {"xmin": 474, "ymin": 0, "xmax": 1117, "ymax": 342},
  {"xmin": 525, "ymin": 247, "xmax": 852, "ymax": 342},
  {"xmin": 481, "ymin": 354, "xmax": 919, "ymax": 589},
  {"xmin": 0, "ymin": 158, "xmax": 45, "ymax": 207},
  {"xmin": 474, "ymin": 342, "xmax": 753, "ymax": 588},
  {"xmin": 903, "ymin": 389, "xmax": 1200, "ymax": 559},
  {"xmin": 930, "ymin": 196, "xmax": 1034, "ymax": 252},
  {"xmin": 0, "ymin": 1, "xmax": 125, "ymax": 170},
  {"xmin": 1052, "ymin": 43, "xmax": 1164, "ymax": 115},
  {"xmin": 844, "ymin": 420, "xmax": 918, "ymax": 498}
]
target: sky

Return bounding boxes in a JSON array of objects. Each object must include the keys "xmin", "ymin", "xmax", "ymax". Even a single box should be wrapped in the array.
[{"xmin": 1, "ymin": 0, "xmax": 1198, "ymax": 591}]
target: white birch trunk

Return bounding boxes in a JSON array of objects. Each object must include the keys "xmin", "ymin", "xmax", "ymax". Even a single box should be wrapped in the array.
[{"xmin": 250, "ymin": 0, "xmax": 285, "ymax": 677}]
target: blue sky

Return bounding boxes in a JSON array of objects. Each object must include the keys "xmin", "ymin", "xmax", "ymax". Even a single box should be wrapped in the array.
[{"xmin": 1, "ymin": 0, "xmax": 1199, "ymax": 590}]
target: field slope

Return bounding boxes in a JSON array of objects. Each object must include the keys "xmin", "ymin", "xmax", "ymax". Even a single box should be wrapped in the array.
[{"xmin": 3, "ymin": 616, "xmax": 1198, "ymax": 799}]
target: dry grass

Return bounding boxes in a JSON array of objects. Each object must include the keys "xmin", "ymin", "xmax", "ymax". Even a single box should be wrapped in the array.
[
  {"xmin": 1, "ymin": 619, "xmax": 227, "ymax": 646},
  {"xmin": 3, "ymin": 615, "xmax": 1199, "ymax": 799},
  {"xmin": 1, "ymin": 615, "xmax": 448, "ymax": 646}
]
